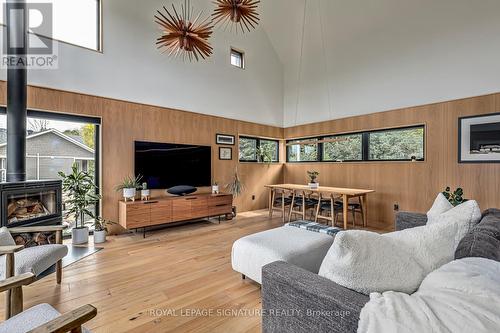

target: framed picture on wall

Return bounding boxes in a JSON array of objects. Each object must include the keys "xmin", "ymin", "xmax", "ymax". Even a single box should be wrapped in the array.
[
  {"xmin": 459, "ymin": 112, "xmax": 500, "ymax": 163},
  {"xmin": 216, "ymin": 134, "xmax": 235, "ymax": 145},
  {"xmin": 219, "ymin": 147, "xmax": 232, "ymax": 160}
]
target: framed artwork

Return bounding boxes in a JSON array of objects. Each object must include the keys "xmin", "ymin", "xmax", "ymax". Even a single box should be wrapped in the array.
[
  {"xmin": 219, "ymin": 147, "xmax": 232, "ymax": 160},
  {"xmin": 216, "ymin": 134, "xmax": 235, "ymax": 145},
  {"xmin": 458, "ymin": 112, "xmax": 500, "ymax": 163}
]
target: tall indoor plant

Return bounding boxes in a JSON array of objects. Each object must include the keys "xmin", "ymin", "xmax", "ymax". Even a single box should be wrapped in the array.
[
  {"xmin": 226, "ymin": 167, "xmax": 245, "ymax": 217},
  {"xmin": 59, "ymin": 163, "xmax": 101, "ymax": 244}
]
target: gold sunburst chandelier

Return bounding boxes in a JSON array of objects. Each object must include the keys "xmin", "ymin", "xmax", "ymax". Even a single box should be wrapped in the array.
[
  {"xmin": 155, "ymin": 0, "xmax": 214, "ymax": 61},
  {"xmin": 212, "ymin": 0, "xmax": 260, "ymax": 33}
]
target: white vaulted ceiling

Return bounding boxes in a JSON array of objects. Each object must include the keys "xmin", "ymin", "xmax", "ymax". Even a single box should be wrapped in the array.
[
  {"xmin": 2, "ymin": 0, "xmax": 500, "ymax": 127},
  {"xmin": 260, "ymin": 0, "xmax": 500, "ymax": 127}
]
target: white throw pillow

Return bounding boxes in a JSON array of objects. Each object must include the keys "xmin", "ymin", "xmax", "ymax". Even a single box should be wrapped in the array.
[
  {"xmin": 0, "ymin": 227, "xmax": 15, "ymax": 246},
  {"xmin": 427, "ymin": 200, "xmax": 481, "ymax": 232},
  {"xmin": 318, "ymin": 231, "xmax": 426, "ymax": 295},
  {"xmin": 427, "ymin": 193, "xmax": 453, "ymax": 224},
  {"xmin": 384, "ymin": 220, "xmax": 464, "ymax": 274}
]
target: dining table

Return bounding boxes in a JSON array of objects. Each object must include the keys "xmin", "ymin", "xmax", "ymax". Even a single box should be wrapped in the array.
[{"xmin": 265, "ymin": 184, "xmax": 375, "ymax": 230}]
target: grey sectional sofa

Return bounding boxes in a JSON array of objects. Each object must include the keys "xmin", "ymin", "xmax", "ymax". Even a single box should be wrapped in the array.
[{"xmin": 261, "ymin": 209, "xmax": 500, "ymax": 333}]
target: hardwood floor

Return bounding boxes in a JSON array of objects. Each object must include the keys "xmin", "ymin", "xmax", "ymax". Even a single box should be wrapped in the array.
[{"xmin": 2, "ymin": 210, "xmax": 390, "ymax": 333}]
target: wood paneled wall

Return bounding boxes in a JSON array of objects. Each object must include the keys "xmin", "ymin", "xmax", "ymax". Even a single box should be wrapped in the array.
[
  {"xmin": 285, "ymin": 93, "xmax": 500, "ymax": 229},
  {"xmin": 1, "ymin": 81, "xmax": 498, "ymax": 231},
  {"xmin": 0, "ymin": 82, "xmax": 284, "ymax": 223}
]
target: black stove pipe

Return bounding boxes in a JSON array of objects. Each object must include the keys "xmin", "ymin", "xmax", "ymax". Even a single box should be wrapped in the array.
[{"xmin": 6, "ymin": 0, "xmax": 28, "ymax": 182}]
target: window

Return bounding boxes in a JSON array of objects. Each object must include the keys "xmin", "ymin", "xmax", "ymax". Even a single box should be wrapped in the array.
[
  {"xmin": 230, "ymin": 48, "xmax": 244, "ymax": 68},
  {"xmin": 0, "ymin": 108, "xmax": 101, "ymax": 235},
  {"xmin": 368, "ymin": 127, "xmax": 424, "ymax": 161},
  {"xmin": 323, "ymin": 134, "xmax": 363, "ymax": 162},
  {"xmin": 239, "ymin": 136, "xmax": 279, "ymax": 163},
  {"xmin": 286, "ymin": 125, "xmax": 425, "ymax": 162},
  {"xmin": 287, "ymin": 138, "xmax": 319, "ymax": 162},
  {"xmin": 0, "ymin": 0, "xmax": 102, "ymax": 51}
]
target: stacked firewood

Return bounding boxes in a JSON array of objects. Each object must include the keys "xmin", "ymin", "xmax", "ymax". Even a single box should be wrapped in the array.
[
  {"xmin": 7, "ymin": 198, "xmax": 49, "ymax": 222},
  {"xmin": 14, "ymin": 232, "xmax": 56, "ymax": 248}
]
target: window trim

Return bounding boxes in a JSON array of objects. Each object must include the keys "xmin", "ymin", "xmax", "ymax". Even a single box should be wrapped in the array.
[
  {"xmin": 239, "ymin": 135, "xmax": 280, "ymax": 163},
  {"xmin": 286, "ymin": 124, "xmax": 425, "ymax": 163}
]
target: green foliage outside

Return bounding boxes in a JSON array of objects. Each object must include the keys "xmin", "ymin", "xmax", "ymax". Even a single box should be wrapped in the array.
[
  {"xmin": 239, "ymin": 137, "xmax": 257, "ymax": 161},
  {"xmin": 288, "ymin": 139, "xmax": 318, "ymax": 162},
  {"xmin": 369, "ymin": 127, "xmax": 424, "ymax": 160},
  {"xmin": 82, "ymin": 124, "xmax": 95, "ymax": 149},
  {"xmin": 323, "ymin": 134, "xmax": 362, "ymax": 161}
]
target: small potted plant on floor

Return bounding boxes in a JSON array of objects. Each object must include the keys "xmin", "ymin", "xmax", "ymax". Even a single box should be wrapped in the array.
[
  {"xmin": 115, "ymin": 175, "xmax": 142, "ymax": 201},
  {"xmin": 92, "ymin": 217, "xmax": 116, "ymax": 244},
  {"xmin": 59, "ymin": 163, "xmax": 101, "ymax": 245},
  {"xmin": 307, "ymin": 170, "xmax": 320, "ymax": 189}
]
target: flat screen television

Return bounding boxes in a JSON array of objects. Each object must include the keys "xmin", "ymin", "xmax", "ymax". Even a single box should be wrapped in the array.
[{"xmin": 135, "ymin": 141, "xmax": 212, "ymax": 189}]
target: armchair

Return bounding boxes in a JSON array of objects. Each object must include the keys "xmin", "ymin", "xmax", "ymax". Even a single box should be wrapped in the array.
[
  {"xmin": 0, "ymin": 272, "xmax": 97, "ymax": 333},
  {"xmin": 1, "ymin": 225, "xmax": 68, "ymax": 284}
]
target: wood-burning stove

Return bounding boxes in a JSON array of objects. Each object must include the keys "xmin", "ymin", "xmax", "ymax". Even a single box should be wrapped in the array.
[{"xmin": 0, "ymin": 180, "xmax": 62, "ymax": 228}]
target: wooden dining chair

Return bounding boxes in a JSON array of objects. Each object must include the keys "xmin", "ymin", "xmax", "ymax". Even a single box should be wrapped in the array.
[
  {"xmin": 334, "ymin": 197, "xmax": 365, "ymax": 227},
  {"xmin": 270, "ymin": 189, "xmax": 293, "ymax": 222},
  {"xmin": 288, "ymin": 190, "xmax": 318, "ymax": 222},
  {"xmin": 314, "ymin": 192, "xmax": 342, "ymax": 226}
]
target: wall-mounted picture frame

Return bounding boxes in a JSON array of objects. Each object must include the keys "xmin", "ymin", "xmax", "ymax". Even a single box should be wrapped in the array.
[
  {"xmin": 216, "ymin": 134, "xmax": 235, "ymax": 145},
  {"xmin": 459, "ymin": 112, "xmax": 500, "ymax": 163},
  {"xmin": 219, "ymin": 147, "xmax": 232, "ymax": 160}
]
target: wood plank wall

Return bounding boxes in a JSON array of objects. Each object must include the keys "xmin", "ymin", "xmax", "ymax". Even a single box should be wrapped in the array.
[
  {"xmin": 1, "ymin": 81, "xmax": 498, "ymax": 231},
  {"xmin": 284, "ymin": 93, "xmax": 500, "ymax": 229},
  {"xmin": 0, "ymin": 82, "xmax": 284, "ymax": 224}
]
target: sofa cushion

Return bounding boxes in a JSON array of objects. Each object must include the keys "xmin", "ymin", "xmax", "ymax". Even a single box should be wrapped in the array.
[
  {"xmin": 318, "ymin": 230, "xmax": 426, "ymax": 295},
  {"xmin": 426, "ymin": 193, "xmax": 453, "ymax": 224},
  {"xmin": 232, "ymin": 226, "xmax": 335, "ymax": 284},
  {"xmin": 455, "ymin": 210, "xmax": 500, "ymax": 262}
]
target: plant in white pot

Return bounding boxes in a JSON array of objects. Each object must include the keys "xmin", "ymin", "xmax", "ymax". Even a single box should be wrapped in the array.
[
  {"xmin": 115, "ymin": 175, "xmax": 142, "ymax": 201},
  {"xmin": 307, "ymin": 170, "xmax": 320, "ymax": 189},
  {"xmin": 212, "ymin": 181, "xmax": 219, "ymax": 194},
  {"xmin": 59, "ymin": 163, "xmax": 101, "ymax": 245},
  {"xmin": 141, "ymin": 182, "xmax": 151, "ymax": 201},
  {"xmin": 92, "ymin": 217, "xmax": 116, "ymax": 244}
]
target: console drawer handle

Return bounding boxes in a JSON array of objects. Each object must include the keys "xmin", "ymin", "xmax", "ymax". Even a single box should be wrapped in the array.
[
  {"xmin": 143, "ymin": 201, "xmax": 158, "ymax": 204},
  {"xmin": 185, "ymin": 197, "xmax": 197, "ymax": 200},
  {"xmin": 215, "ymin": 204, "xmax": 227, "ymax": 207}
]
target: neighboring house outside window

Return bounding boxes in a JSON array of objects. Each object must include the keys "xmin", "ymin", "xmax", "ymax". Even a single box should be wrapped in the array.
[{"xmin": 0, "ymin": 129, "xmax": 94, "ymax": 182}]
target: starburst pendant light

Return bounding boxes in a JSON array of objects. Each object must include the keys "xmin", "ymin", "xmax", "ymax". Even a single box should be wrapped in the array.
[
  {"xmin": 212, "ymin": 0, "xmax": 260, "ymax": 33},
  {"xmin": 155, "ymin": 0, "xmax": 214, "ymax": 61}
]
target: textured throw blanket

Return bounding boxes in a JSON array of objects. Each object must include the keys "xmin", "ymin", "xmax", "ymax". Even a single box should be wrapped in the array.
[
  {"xmin": 286, "ymin": 221, "xmax": 342, "ymax": 236},
  {"xmin": 358, "ymin": 257, "xmax": 500, "ymax": 333}
]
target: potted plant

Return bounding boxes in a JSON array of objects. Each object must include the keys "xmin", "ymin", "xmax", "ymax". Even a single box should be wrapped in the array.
[
  {"xmin": 212, "ymin": 181, "xmax": 220, "ymax": 194},
  {"xmin": 307, "ymin": 170, "xmax": 320, "ymax": 189},
  {"xmin": 59, "ymin": 163, "xmax": 101, "ymax": 245},
  {"xmin": 442, "ymin": 187, "xmax": 468, "ymax": 206},
  {"xmin": 92, "ymin": 217, "xmax": 116, "ymax": 244},
  {"xmin": 226, "ymin": 167, "xmax": 245, "ymax": 217},
  {"xmin": 141, "ymin": 182, "xmax": 150, "ymax": 200},
  {"xmin": 115, "ymin": 175, "xmax": 142, "ymax": 201}
]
